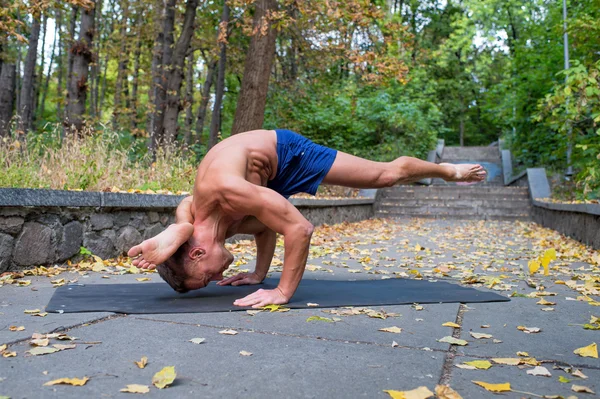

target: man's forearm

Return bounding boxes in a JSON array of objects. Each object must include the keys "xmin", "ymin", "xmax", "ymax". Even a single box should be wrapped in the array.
[
  {"xmin": 254, "ymin": 228, "xmax": 277, "ymax": 279},
  {"xmin": 277, "ymin": 228, "xmax": 312, "ymax": 299}
]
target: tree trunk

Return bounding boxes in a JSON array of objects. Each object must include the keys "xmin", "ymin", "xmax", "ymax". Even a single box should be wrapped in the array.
[
  {"xmin": 66, "ymin": 1, "xmax": 96, "ymax": 134},
  {"xmin": 40, "ymin": 15, "xmax": 59, "ymax": 119},
  {"xmin": 18, "ymin": 12, "xmax": 41, "ymax": 134},
  {"xmin": 98, "ymin": 54, "xmax": 109, "ymax": 118},
  {"xmin": 35, "ymin": 13, "xmax": 48, "ymax": 120},
  {"xmin": 66, "ymin": 6, "xmax": 78, "ymax": 95},
  {"xmin": 231, "ymin": 0, "xmax": 278, "ymax": 135},
  {"xmin": 183, "ymin": 52, "xmax": 195, "ymax": 145},
  {"xmin": 130, "ymin": 9, "xmax": 144, "ymax": 130},
  {"xmin": 0, "ymin": 62, "xmax": 16, "ymax": 137},
  {"xmin": 208, "ymin": 2, "xmax": 230, "ymax": 149},
  {"xmin": 56, "ymin": 7, "xmax": 64, "ymax": 122},
  {"xmin": 194, "ymin": 59, "xmax": 216, "ymax": 144},
  {"xmin": 162, "ymin": 0, "xmax": 200, "ymax": 145},
  {"xmin": 90, "ymin": 0, "xmax": 103, "ymax": 118},
  {"xmin": 112, "ymin": 0, "xmax": 129, "ymax": 129},
  {"xmin": 149, "ymin": 0, "xmax": 176, "ymax": 152}
]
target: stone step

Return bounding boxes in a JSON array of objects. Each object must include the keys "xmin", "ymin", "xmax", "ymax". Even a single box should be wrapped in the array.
[
  {"xmin": 377, "ymin": 198, "xmax": 532, "ymax": 208},
  {"xmin": 442, "ymin": 146, "xmax": 500, "ymax": 161},
  {"xmin": 380, "ymin": 188, "xmax": 530, "ymax": 200},
  {"xmin": 374, "ymin": 212, "xmax": 530, "ymax": 221},
  {"xmin": 375, "ymin": 204, "xmax": 531, "ymax": 216}
]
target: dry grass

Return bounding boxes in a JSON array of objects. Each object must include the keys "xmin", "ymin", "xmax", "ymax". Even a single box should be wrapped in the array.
[{"xmin": 0, "ymin": 126, "xmax": 197, "ymax": 192}]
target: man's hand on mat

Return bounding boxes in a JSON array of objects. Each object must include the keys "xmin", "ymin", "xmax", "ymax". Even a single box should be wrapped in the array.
[
  {"xmin": 233, "ymin": 287, "xmax": 289, "ymax": 308},
  {"xmin": 217, "ymin": 272, "xmax": 264, "ymax": 287}
]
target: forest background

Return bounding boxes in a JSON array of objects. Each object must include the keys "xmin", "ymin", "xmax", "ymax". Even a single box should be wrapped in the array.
[{"xmin": 0, "ymin": 0, "xmax": 599, "ymax": 198}]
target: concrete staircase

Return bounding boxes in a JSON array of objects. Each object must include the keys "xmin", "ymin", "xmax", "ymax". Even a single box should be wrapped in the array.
[{"xmin": 375, "ymin": 146, "xmax": 532, "ymax": 220}]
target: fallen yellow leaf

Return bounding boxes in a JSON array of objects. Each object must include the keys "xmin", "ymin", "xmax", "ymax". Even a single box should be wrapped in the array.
[
  {"xmin": 120, "ymin": 384, "xmax": 150, "ymax": 394},
  {"xmin": 9, "ymin": 326, "xmax": 25, "ymax": 332},
  {"xmin": 23, "ymin": 309, "xmax": 41, "ymax": 314},
  {"xmin": 435, "ymin": 385, "xmax": 463, "ymax": 399},
  {"xmin": 572, "ymin": 384, "xmax": 595, "ymax": 394},
  {"xmin": 152, "ymin": 366, "xmax": 176, "ymax": 389},
  {"xmin": 239, "ymin": 351, "xmax": 253, "ymax": 356},
  {"xmin": 218, "ymin": 329, "xmax": 238, "ymax": 335},
  {"xmin": 472, "ymin": 381, "xmax": 511, "ymax": 392},
  {"xmin": 491, "ymin": 358, "xmax": 521, "ymax": 366},
  {"xmin": 442, "ymin": 322, "xmax": 460, "ymax": 328},
  {"xmin": 134, "ymin": 356, "xmax": 148, "ymax": 368},
  {"xmin": 43, "ymin": 377, "xmax": 89, "ymax": 386},
  {"xmin": 528, "ymin": 259, "xmax": 541, "ymax": 274},
  {"xmin": 573, "ymin": 342, "xmax": 598, "ymax": 358},
  {"xmin": 384, "ymin": 386, "xmax": 433, "ymax": 399},
  {"xmin": 470, "ymin": 332, "xmax": 492, "ymax": 339},
  {"xmin": 438, "ymin": 336, "xmax": 468, "ymax": 346},
  {"xmin": 379, "ymin": 327, "xmax": 402, "ymax": 334},
  {"xmin": 463, "ymin": 360, "xmax": 492, "ymax": 370},
  {"xmin": 135, "ymin": 277, "xmax": 150, "ymax": 282}
]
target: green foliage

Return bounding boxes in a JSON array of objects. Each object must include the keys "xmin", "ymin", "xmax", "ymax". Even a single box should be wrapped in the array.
[
  {"xmin": 79, "ymin": 246, "xmax": 92, "ymax": 256},
  {"xmin": 535, "ymin": 61, "xmax": 600, "ymax": 199}
]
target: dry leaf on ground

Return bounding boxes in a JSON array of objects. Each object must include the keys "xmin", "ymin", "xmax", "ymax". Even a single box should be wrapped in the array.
[
  {"xmin": 27, "ymin": 347, "xmax": 60, "ymax": 356},
  {"xmin": 43, "ymin": 377, "xmax": 89, "ymax": 386},
  {"xmin": 435, "ymin": 385, "xmax": 463, "ymax": 399},
  {"xmin": 134, "ymin": 356, "xmax": 148, "ymax": 368},
  {"xmin": 120, "ymin": 384, "xmax": 150, "ymax": 393},
  {"xmin": 239, "ymin": 351, "xmax": 253, "ymax": 356},
  {"xmin": 438, "ymin": 336, "xmax": 468, "ymax": 346},
  {"xmin": 526, "ymin": 366, "xmax": 551, "ymax": 377},
  {"xmin": 472, "ymin": 381, "xmax": 511, "ymax": 392},
  {"xmin": 379, "ymin": 327, "xmax": 402, "ymax": 334},
  {"xmin": 463, "ymin": 360, "xmax": 492, "ymax": 370},
  {"xmin": 383, "ymin": 386, "xmax": 434, "ymax": 399},
  {"xmin": 152, "ymin": 366, "xmax": 176, "ymax": 389},
  {"xmin": 218, "ymin": 329, "xmax": 238, "ymax": 335},
  {"xmin": 470, "ymin": 332, "xmax": 493, "ymax": 339},
  {"xmin": 306, "ymin": 316, "xmax": 334, "ymax": 322},
  {"xmin": 573, "ymin": 343, "xmax": 598, "ymax": 358},
  {"xmin": 572, "ymin": 384, "xmax": 595, "ymax": 394},
  {"xmin": 189, "ymin": 338, "xmax": 206, "ymax": 345},
  {"xmin": 442, "ymin": 322, "xmax": 460, "ymax": 328}
]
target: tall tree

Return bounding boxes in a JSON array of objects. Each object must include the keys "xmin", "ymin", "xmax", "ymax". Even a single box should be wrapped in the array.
[
  {"xmin": 231, "ymin": 0, "xmax": 278, "ymax": 135},
  {"xmin": 148, "ymin": 0, "xmax": 176, "ymax": 152},
  {"xmin": 112, "ymin": 0, "xmax": 130, "ymax": 129},
  {"xmin": 183, "ymin": 52, "xmax": 195, "ymax": 145},
  {"xmin": 66, "ymin": 0, "xmax": 96, "ymax": 133},
  {"xmin": 194, "ymin": 57, "xmax": 216, "ymax": 144},
  {"xmin": 208, "ymin": 1, "xmax": 229, "ymax": 149},
  {"xmin": 17, "ymin": 9, "xmax": 42, "ymax": 134},
  {"xmin": 162, "ymin": 0, "xmax": 200, "ymax": 144},
  {"xmin": 40, "ymin": 11, "xmax": 59, "ymax": 119},
  {"xmin": 0, "ymin": 62, "xmax": 16, "ymax": 137}
]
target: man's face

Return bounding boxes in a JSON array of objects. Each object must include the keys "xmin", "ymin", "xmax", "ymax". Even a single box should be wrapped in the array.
[{"xmin": 183, "ymin": 244, "xmax": 234, "ymax": 291}]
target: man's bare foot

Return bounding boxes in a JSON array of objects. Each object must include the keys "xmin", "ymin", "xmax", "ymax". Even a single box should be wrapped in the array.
[
  {"xmin": 440, "ymin": 163, "xmax": 487, "ymax": 183},
  {"xmin": 127, "ymin": 222, "xmax": 194, "ymax": 269}
]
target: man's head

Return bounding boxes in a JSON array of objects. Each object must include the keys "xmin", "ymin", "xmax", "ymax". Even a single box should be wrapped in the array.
[{"xmin": 157, "ymin": 240, "xmax": 234, "ymax": 293}]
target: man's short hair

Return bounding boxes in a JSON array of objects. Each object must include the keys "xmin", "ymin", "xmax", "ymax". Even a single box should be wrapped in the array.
[{"xmin": 157, "ymin": 242, "xmax": 192, "ymax": 293}]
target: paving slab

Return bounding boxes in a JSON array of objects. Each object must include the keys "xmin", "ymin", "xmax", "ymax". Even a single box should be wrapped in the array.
[
  {"xmin": 0, "ymin": 277, "xmax": 113, "ymax": 344},
  {"xmin": 458, "ymin": 298, "xmax": 600, "ymax": 368},
  {"xmin": 0, "ymin": 316, "xmax": 446, "ymax": 398},
  {"xmin": 136, "ymin": 302, "xmax": 461, "ymax": 351},
  {"xmin": 449, "ymin": 355, "xmax": 600, "ymax": 399}
]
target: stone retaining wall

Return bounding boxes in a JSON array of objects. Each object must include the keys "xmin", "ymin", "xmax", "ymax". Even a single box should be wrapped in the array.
[
  {"xmin": 0, "ymin": 189, "xmax": 374, "ymax": 271},
  {"xmin": 527, "ymin": 168, "xmax": 600, "ymax": 249}
]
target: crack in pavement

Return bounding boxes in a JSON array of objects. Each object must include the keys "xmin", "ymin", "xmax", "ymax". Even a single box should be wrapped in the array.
[
  {"xmin": 438, "ymin": 303, "xmax": 466, "ymax": 386},
  {"xmin": 2, "ymin": 314, "xmax": 126, "ymax": 346},
  {"xmin": 132, "ymin": 315, "xmax": 451, "ymax": 354}
]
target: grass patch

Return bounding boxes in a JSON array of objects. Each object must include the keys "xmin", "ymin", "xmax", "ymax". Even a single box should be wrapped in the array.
[{"xmin": 0, "ymin": 125, "xmax": 197, "ymax": 192}]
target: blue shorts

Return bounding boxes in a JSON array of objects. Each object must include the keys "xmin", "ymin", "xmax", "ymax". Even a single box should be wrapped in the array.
[{"xmin": 267, "ymin": 129, "xmax": 337, "ymax": 198}]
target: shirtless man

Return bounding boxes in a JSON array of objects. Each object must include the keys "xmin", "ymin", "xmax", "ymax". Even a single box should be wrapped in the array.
[{"xmin": 127, "ymin": 129, "xmax": 486, "ymax": 308}]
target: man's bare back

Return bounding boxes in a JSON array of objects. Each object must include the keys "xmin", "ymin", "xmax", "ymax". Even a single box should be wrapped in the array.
[{"xmin": 129, "ymin": 129, "xmax": 487, "ymax": 307}]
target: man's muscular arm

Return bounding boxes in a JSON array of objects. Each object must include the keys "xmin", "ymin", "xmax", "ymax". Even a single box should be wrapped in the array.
[{"xmin": 219, "ymin": 178, "xmax": 313, "ymax": 307}]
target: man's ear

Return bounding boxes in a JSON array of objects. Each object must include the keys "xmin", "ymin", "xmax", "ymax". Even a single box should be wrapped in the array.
[{"xmin": 188, "ymin": 247, "xmax": 205, "ymax": 260}]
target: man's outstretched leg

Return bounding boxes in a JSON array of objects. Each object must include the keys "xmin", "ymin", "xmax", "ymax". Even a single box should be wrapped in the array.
[
  {"xmin": 127, "ymin": 196, "xmax": 195, "ymax": 269},
  {"xmin": 322, "ymin": 152, "xmax": 486, "ymax": 188}
]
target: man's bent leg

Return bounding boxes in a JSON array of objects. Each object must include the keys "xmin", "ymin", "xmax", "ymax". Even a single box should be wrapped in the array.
[{"xmin": 322, "ymin": 152, "xmax": 486, "ymax": 188}]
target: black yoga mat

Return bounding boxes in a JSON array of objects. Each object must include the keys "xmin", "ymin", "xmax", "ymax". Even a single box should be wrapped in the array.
[{"xmin": 46, "ymin": 278, "xmax": 509, "ymax": 314}]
